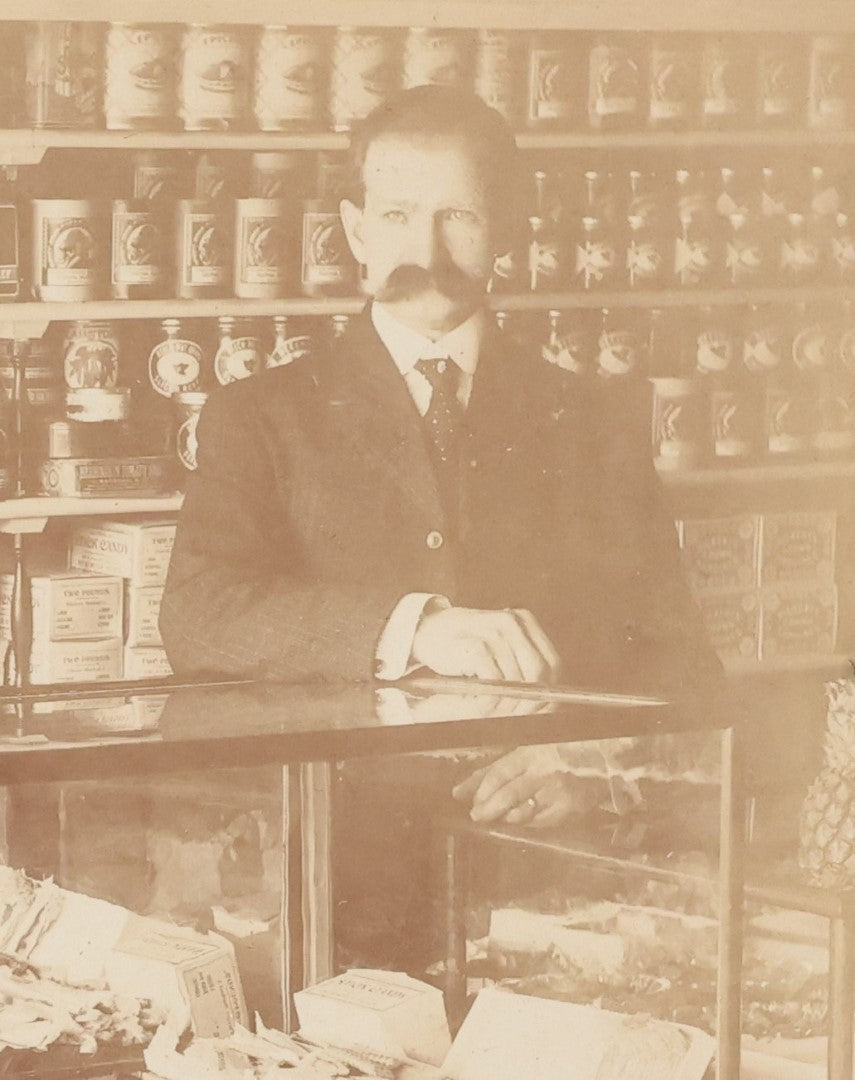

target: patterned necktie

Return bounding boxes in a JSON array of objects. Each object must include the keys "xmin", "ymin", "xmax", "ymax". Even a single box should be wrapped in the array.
[{"xmin": 414, "ymin": 356, "xmax": 462, "ymax": 467}]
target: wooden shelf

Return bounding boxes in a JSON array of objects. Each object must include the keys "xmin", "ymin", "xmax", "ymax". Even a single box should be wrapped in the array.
[
  {"xmin": 2, "ymin": 287, "xmax": 853, "ymax": 331},
  {"xmin": 658, "ymin": 460, "xmax": 855, "ymax": 488},
  {"xmin": 9, "ymin": 0, "xmax": 855, "ymax": 33},
  {"xmin": 725, "ymin": 654, "xmax": 852, "ymax": 677},
  {"xmin": 2, "ymin": 126, "xmax": 854, "ymax": 165},
  {"xmin": 0, "ymin": 493, "xmax": 183, "ymax": 534}
]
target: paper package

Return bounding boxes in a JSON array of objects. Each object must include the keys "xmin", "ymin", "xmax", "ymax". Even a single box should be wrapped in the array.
[{"xmin": 69, "ymin": 518, "xmax": 176, "ymax": 587}]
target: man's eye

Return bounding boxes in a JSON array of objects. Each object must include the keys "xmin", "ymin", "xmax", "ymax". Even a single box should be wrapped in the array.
[
  {"xmin": 446, "ymin": 209, "xmax": 480, "ymax": 224},
  {"xmin": 382, "ymin": 210, "xmax": 408, "ymax": 224}
]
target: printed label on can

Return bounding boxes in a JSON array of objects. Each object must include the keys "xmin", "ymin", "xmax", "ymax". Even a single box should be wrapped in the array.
[
  {"xmin": 597, "ymin": 329, "xmax": 639, "ymax": 377},
  {"xmin": 41, "ymin": 217, "xmax": 98, "ymax": 287},
  {"xmin": 404, "ymin": 30, "xmax": 465, "ymax": 89},
  {"xmin": 64, "ymin": 338, "xmax": 119, "ymax": 390},
  {"xmin": 743, "ymin": 328, "xmax": 783, "ymax": 373},
  {"xmin": 766, "ymin": 387, "xmax": 807, "ymax": 454},
  {"xmin": 239, "ymin": 216, "xmax": 287, "ymax": 285},
  {"xmin": 711, "ymin": 389, "xmax": 753, "ymax": 457},
  {"xmin": 181, "ymin": 212, "xmax": 228, "ymax": 287},
  {"xmin": 330, "ymin": 31, "xmax": 396, "ymax": 127},
  {"xmin": 134, "ymin": 163, "xmax": 181, "ymax": 200},
  {"xmin": 589, "ymin": 44, "xmax": 639, "ymax": 117},
  {"xmin": 792, "ymin": 323, "xmax": 830, "ymax": 370},
  {"xmin": 255, "ymin": 28, "xmax": 324, "ymax": 127},
  {"xmin": 528, "ymin": 49, "xmax": 573, "ymax": 121},
  {"xmin": 148, "ymin": 338, "xmax": 202, "ymax": 397},
  {"xmin": 626, "ymin": 238, "xmax": 663, "ymax": 285},
  {"xmin": 652, "ymin": 385, "xmax": 701, "ymax": 462},
  {"xmin": 181, "ymin": 27, "xmax": 247, "ymax": 125},
  {"xmin": 105, "ymin": 24, "xmax": 176, "ymax": 125},
  {"xmin": 702, "ymin": 50, "xmax": 745, "ymax": 116},
  {"xmin": 725, "ymin": 236, "xmax": 764, "ymax": 283},
  {"xmin": 474, "ymin": 30, "xmax": 517, "ymax": 120},
  {"xmin": 177, "ymin": 412, "xmax": 201, "ymax": 470},
  {"xmin": 675, "ymin": 234, "xmax": 713, "ymax": 284},
  {"xmin": 269, "ymin": 334, "xmax": 313, "ymax": 368},
  {"xmin": 542, "ymin": 329, "xmax": 591, "ymax": 375},
  {"xmin": 215, "ymin": 337, "xmax": 263, "ymax": 385},
  {"xmin": 111, "ymin": 211, "xmax": 164, "ymax": 286},
  {"xmin": 575, "ymin": 239, "xmax": 616, "ymax": 288},
  {"xmin": 760, "ymin": 50, "xmax": 798, "ymax": 117},
  {"xmin": 649, "ymin": 48, "xmax": 692, "ymax": 121},
  {"xmin": 528, "ymin": 237, "xmax": 562, "ymax": 289},
  {"xmin": 301, "ymin": 211, "xmax": 351, "ymax": 286},
  {"xmin": 696, "ymin": 330, "xmax": 733, "ymax": 374}
]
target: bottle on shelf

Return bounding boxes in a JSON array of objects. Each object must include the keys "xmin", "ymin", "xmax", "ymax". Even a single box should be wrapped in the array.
[
  {"xmin": 587, "ymin": 33, "xmax": 642, "ymax": 131},
  {"xmin": 214, "ymin": 316, "xmax": 264, "ymax": 386},
  {"xmin": 724, "ymin": 210, "xmax": 767, "ymax": 288},
  {"xmin": 674, "ymin": 168, "xmax": 719, "ymax": 288},
  {"xmin": 0, "ymin": 23, "xmax": 24, "ymax": 128},
  {"xmin": 179, "ymin": 24, "xmax": 251, "ymax": 132},
  {"xmin": 764, "ymin": 305, "xmax": 811, "ymax": 460},
  {"xmin": 572, "ymin": 169, "xmax": 619, "ymax": 291},
  {"xmin": 831, "ymin": 212, "xmax": 855, "ymax": 284},
  {"xmin": 104, "ymin": 23, "xmax": 180, "ymax": 131},
  {"xmin": 147, "ymin": 318, "xmax": 203, "ymax": 399},
  {"xmin": 254, "ymin": 25, "xmax": 328, "ymax": 131},
  {"xmin": 541, "ymin": 308, "xmax": 594, "ymax": 376},
  {"xmin": 778, "ymin": 211, "xmax": 822, "ymax": 286},
  {"xmin": 625, "ymin": 169, "xmax": 668, "ymax": 290},
  {"xmin": 132, "ymin": 151, "xmax": 189, "ymax": 203},
  {"xmin": 250, "ymin": 152, "xmax": 305, "ymax": 200},
  {"xmin": 267, "ymin": 315, "xmax": 313, "ymax": 369},
  {"xmin": 646, "ymin": 34, "xmax": 698, "ymax": 131},
  {"xmin": 0, "ymin": 169, "xmax": 21, "ymax": 301},
  {"xmin": 595, "ymin": 307, "xmax": 643, "ymax": 379},
  {"xmin": 173, "ymin": 390, "xmax": 208, "ymax": 475}
]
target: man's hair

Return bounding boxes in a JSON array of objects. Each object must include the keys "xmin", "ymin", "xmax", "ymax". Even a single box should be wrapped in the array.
[{"xmin": 345, "ymin": 84, "xmax": 523, "ymax": 249}]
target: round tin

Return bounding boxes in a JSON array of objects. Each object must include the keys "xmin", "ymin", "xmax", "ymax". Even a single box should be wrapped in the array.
[
  {"xmin": 148, "ymin": 319, "xmax": 203, "ymax": 399},
  {"xmin": 24, "ymin": 21, "xmax": 103, "ymax": 129},
  {"xmin": 104, "ymin": 23, "xmax": 178, "ymax": 130},
  {"xmin": 234, "ymin": 198, "xmax": 291, "ymax": 299},
  {"xmin": 329, "ymin": 27, "xmax": 399, "ymax": 131},
  {"xmin": 254, "ymin": 25, "xmax": 327, "ymax": 130},
  {"xmin": 175, "ymin": 198, "xmax": 231, "ymax": 299},
  {"xmin": 31, "ymin": 199, "xmax": 104, "ymax": 302},
  {"xmin": 63, "ymin": 321, "xmax": 120, "ymax": 389},
  {"xmin": 179, "ymin": 24, "xmax": 250, "ymax": 131},
  {"xmin": 65, "ymin": 387, "xmax": 131, "ymax": 423},
  {"xmin": 110, "ymin": 199, "xmax": 168, "ymax": 299}
]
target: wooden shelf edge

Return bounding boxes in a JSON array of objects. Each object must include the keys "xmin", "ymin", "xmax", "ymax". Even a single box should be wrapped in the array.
[
  {"xmin": 658, "ymin": 460, "xmax": 855, "ymax": 487},
  {"xmin": 0, "ymin": 493, "xmax": 184, "ymax": 533},
  {"xmin": 725, "ymin": 654, "xmax": 852, "ymax": 677}
]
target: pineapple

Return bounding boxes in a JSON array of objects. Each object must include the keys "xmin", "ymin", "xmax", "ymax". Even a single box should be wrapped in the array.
[{"xmin": 799, "ymin": 679, "xmax": 855, "ymax": 888}]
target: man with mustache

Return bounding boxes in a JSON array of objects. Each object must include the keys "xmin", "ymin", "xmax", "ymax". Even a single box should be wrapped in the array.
[{"xmin": 161, "ymin": 86, "xmax": 720, "ymax": 827}]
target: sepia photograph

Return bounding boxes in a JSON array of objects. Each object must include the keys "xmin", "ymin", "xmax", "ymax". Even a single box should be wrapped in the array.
[{"xmin": 0, "ymin": 1, "xmax": 852, "ymax": 1076}]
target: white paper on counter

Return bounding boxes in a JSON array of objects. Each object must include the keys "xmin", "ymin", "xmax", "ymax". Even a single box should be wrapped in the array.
[{"xmin": 442, "ymin": 987, "xmax": 714, "ymax": 1080}]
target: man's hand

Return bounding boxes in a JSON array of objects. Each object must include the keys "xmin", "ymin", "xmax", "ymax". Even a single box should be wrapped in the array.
[
  {"xmin": 452, "ymin": 745, "xmax": 602, "ymax": 829},
  {"xmin": 411, "ymin": 605, "xmax": 561, "ymax": 683}
]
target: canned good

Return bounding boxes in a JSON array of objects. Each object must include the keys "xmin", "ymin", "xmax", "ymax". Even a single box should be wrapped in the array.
[
  {"xmin": 0, "ymin": 338, "xmax": 61, "ymax": 409},
  {"xmin": 813, "ymin": 374, "xmax": 855, "ymax": 454},
  {"xmin": 650, "ymin": 378, "xmax": 703, "ymax": 471},
  {"xmin": 175, "ymin": 198, "xmax": 231, "ymax": 299},
  {"xmin": 254, "ymin": 25, "xmax": 327, "ymax": 130},
  {"xmin": 626, "ymin": 211, "xmax": 665, "ymax": 289},
  {"xmin": 301, "ymin": 199, "xmax": 357, "ymax": 296},
  {"xmin": 711, "ymin": 388, "xmax": 754, "ymax": 459},
  {"xmin": 24, "ymin": 21, "xmax": 102, "ymax": 128},
  {"xmin": 757, "ymin": 38, "xmax": 804, "ymax": 126},
  {"xmin": 587, "ymin": 35, "xmax": 641, "ymax": 130},
  {"xmin": 65, "ymin": 387, "xmax": 131, "ymax": 423},
  {"xmin": 148, "ymin": 318, "xmax": 203, "ymax": 398},
  {"xmin": 791, "ymin": 307, "xmax": 832, "ymax": 373},
  {"xmin": 542, "ymin": 309, "xmax": 594, "ymax": 376},
  {"xmin": 526, "ymin": 33, "xmax": 578, "ymax": 128},
  {"xmin": 174, "ymin": 391, "xmax": 207, "ymax": 471},
  {"xmin": 214, "ymin": 316, "xmax": 264, "ymax": 386},
  {"xmin": 596, "ymin": 309, "xmax": 642, "ymax": 378},
  {"xmin": 268, "ymin": 315, "xmax": 313, "ymax": 369},
  {"xmin": 474, "ymin": 29, "xmax": 521, "ymax": 124},
  {"xmin": 700, "ymin": 36, "xmax": 752, "ymax": 128},
  {"xmin": 63, "ymin": 321, "xmax": 120, "ymax": 389},
  {"xmin": 104, "ymin": 23, "xmax": 178, "ymax": 130},
  {"xmin": 403, "ymin": 28, "xmax": 470, "ymax": 90},
  {"xmin": 179, "ymin": 24, "xmax": 250, "ymax": 131},
  {"xmin": 132, "ymin": 151, "xmax": 187, "ymax": 201},
  {"xmin": 329, "ymin": 27, "xmax": 399, "ymax": 131},
  {"xmin": 674, "ymin": 170, "xmax": 718, "ymax": 288},
  {"xmin": 250, "ymin": 152, "xmax": 303, "ymax": 199},
  {"xmin": 110, "ymin": 199, "xmax": 168, "ymax": 299},
  {"xmin": 235, "ymin": 198, "xmax": 291, "ymax": 299},
  {"xmin": 647, "ymin": 36, "xmax": 697, "ymax": 129},
  {"xmin": 31, "ymin": 199, "xmax": 104, "ymax": 302},
  {"xmin": 765, "ymin": 383, "xmax": 809, "ymax": 457},
  {"xmin": 808, "ymin": 36, "xmax": 851, "ymax": 130}
]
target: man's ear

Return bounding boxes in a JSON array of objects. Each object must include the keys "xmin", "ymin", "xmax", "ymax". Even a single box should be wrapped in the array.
[{"xmin": 339, "ymin": 199, "xmax": 366, "ymax": 265}]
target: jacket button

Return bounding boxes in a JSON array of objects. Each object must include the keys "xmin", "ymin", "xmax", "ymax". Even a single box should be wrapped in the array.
[{"xmin": 426, "ymin": 530, "xmax": 444, "ymax": 550}]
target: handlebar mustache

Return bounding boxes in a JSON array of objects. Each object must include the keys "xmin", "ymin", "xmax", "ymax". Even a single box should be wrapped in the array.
[{"xmin": 374, "ymin": 262, "xmax": 485, "ymax": 303}]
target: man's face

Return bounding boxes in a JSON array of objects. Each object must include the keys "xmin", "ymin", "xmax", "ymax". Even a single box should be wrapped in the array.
[{"xmin": 340, "ymin": 133, "xmax": 494, "ymax": 338}]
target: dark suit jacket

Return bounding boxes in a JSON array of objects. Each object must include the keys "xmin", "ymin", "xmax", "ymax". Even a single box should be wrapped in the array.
[{"xmin": 160, "ymin": 309, "xmax": 722, "ymax": 695}]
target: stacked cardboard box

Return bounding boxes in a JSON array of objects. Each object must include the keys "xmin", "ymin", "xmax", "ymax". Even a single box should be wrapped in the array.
[{"xmin": 679, "ymin": 511, "xmax": 838, "ymax": 663}]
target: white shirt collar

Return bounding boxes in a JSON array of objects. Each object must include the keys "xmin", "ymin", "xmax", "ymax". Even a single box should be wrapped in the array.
[{"xmin": 371, "ymin": 302, "xmax": 485, "ymax": 379}]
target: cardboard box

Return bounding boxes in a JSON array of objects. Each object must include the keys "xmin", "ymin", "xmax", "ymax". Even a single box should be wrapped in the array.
[
  {"xmin": 681, "ymin": 515, "xmax": 760, "ymax": 594},
  {"xmin": 760, "ymin": 584, "xmax": 838, "ymax": 659},
  {"xmin": 295, "ymin": 970, "xmax": 451, "ymax": 1067},
  {"xmin": 70, "ymin": 519, "xmax": 176, "ymax": 587},
  {"xmin": 29, "ymin": 637, "xmax": 123, "ymax": 685},
  {"xmin": 123, "ymin": 645, "xmax": 172, "ymax": 681},
  {"xmin": 696, "ymin": 589, "xmax": 761, "ymax": 661},
  {"xmin": 30, "ymin": 571, "xmax": 123, "ymax": 641},
  {"xmin": 759, "ymin": 511, "xmax": 836, "ymax": 586},
  {"xmin": 124, "ymin": 584, "xmax": 164, "ymax": 647},
  {"xmin": 38, "ymin": 456, "xmax": 173, "ymax": 498}
]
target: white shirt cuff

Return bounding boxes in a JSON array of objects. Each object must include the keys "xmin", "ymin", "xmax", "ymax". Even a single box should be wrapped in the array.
[{"xmin": 375, "ymin": 592, "xmax": 450, "ymax": 680}]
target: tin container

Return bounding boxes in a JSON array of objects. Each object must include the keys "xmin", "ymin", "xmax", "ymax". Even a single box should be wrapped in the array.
[
  {"xmin": 175, "ymin": 198, "xmax": 231, "ymax": 299},
  {"xmin": 650, "ymin": 377, "xmax": 703, "ymax": 471},
  {"xmin": 710, "ymin": 388, "xmax": 755, "ymax": 460},
  {"xmin": 31, "ymin": 199, "xmax": 104, "ymax": 302},
  {"xmin": 329, "ymin": 27, "xmax": 399, "ymax": 131},
  {"xmin": 757, "ymin": 38, "xmax": 804, "ymax": 127},
  {"xmin": 808, "ymin": 36, "xmax": 850, "ymax": 130},
  {"xmin": 254, "ymin": 25, "xmax": 327, "ymax": 130},
  {"xmin": 24, "ymin": 21, "xmax": 103, "ymax": 129},
  {"xmin": 173, "ymin": 391, "xmax": 207, "ymax": 471},
  {"xmin": 525, "ymin": 33, "xmax": 578, "ymax": 128},
  {"xmin": 214, "ymin": 316, "xmax": 264, "ymax": 386},
  {"xmin": 63, "ymin": 320, "xmax": 120, "ymax": 389},
  {"xmin": 65, "ymin": 387, "xmax": 131, "ymax": 423},
  {"xmin": 647, "ymin": 35, "xmax": 697, "ymax": 130},
  {"xmin": 300, "ymin": 198, "xmax": 357, "ymax": 296},
  {"xmin": 133, "ymin": 151, "xmax": 187, "ymax": 201},
  {"xmin": 194, "ymin": 152, "xmax": 235, "ymax": 202},
  {"xmin": 110, "ymin": 199, "xmax": 168, "ymax": 300},
  {"xmin": 104, "ymin": 23, "xmax": 178, "ymax": 130},
  {"xmin": 234, "ymin": 198, "xmax": 291, "ymax": 299},
  {"xmin": 474, "ymin": 29, "xmax": 521, "ymax": 124},
  {"xmin": 148, "ymin": 319, "xmax": 203, "ymax": 399},
  {"xmin": 587, "ymin": 35, "xmax": 641, "ymax": 130},
  {"xmin": 402, "ymin": 28, "xmax": 470, "ymax": 90},
  {"xmin": 179, "ymin": 24, "xmax": 251, "ymax": 131},
  {"xmin": 765, "ymin": 382, "xmax": 809, "ymax": 457},
  {"xmin": 700, "ymin": 35, "xmax": 752, "ymax": 128}
]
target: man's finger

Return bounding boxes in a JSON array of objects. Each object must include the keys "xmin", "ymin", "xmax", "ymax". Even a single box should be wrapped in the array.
[
  {"xmin": 511, "ymin": 609, "xmax": 562, "ymax": 680},
  {"xmin": 496, "ymin": 617, "xmax": 549, "ymax": 684},
  {"xmin": 460, "ymin": 640, "xmax": 503, "ymax": 681},
  {"xmin": 452, "ymin": 766, "xmax": 488, "ymax": 802},
  {"xmin": 471, "ymin": 775, "xmax": 539, "ymax": 821},
  {"xmin": 485, "ymin": 626, "xmax": 525, "ymax": 683}
]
